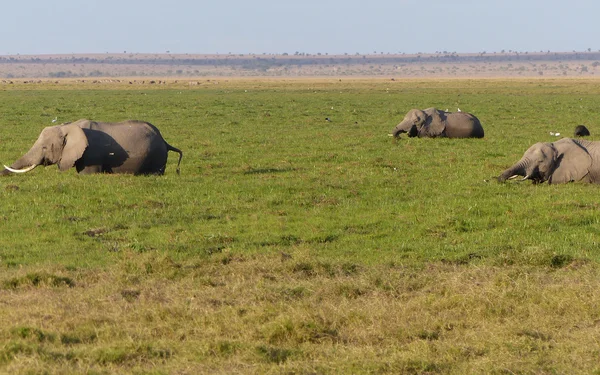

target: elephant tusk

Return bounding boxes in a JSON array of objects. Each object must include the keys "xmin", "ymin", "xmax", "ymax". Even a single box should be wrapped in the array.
[
  {"xmin": 3, "ymin": 164, "xmax": 37, "ymax": 173},
  {"xmin": 507, "ymin": 175, "xmax": 520, "ymax": 180},
  {"xmin": 519, "ymin": 175, "xmax": 530, "ymax": 181}
]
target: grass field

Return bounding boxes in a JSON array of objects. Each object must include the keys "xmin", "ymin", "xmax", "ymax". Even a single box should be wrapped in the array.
[{"xmin": 2, "ymin": 78, "xmax": 600, "ymax": 374}]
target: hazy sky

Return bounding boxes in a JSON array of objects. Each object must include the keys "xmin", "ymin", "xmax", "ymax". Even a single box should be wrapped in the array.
[{"xmin": 3, "ymin": 0, "xmax": 598, "ymax": 55}]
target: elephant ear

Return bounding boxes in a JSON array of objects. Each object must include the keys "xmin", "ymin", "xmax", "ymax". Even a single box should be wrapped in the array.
[
  {"xmin": 411, "ymin": 109, "xmax": 426, "ymax": 126},
  {"xmin": 421, "ymin": 108, "xmax": 445, "ymax": 137},
  {"xmin": 58, "ymin": 123, "xmax": 88, "ymax": 171},
  {"xmin": 549, "ymin": 138, "xmax": 591, "ymax": 184}
]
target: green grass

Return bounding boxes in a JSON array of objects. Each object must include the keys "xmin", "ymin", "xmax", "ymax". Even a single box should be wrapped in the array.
[{"xmin": 2, "ymin": 78, "xmax": 600, "ymax": 373}]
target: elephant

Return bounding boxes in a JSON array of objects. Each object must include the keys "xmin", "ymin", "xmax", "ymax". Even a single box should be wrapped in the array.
[
  {"xmin": 391, "ymin": 108, "xmax": 484, "ymax": 139},
  {"xmin": 1, "ymin": 119, "xmax": 182, "ymax": 176},
  {"xmin": 498, "ymin": 138, "xmax": 600, "ymax": 184},
  {"xmin": 574, "ymin": 125, "xmax": 590, "ymax": 137}
]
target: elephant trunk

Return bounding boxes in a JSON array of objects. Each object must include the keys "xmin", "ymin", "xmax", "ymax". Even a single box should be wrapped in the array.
[
  {"xmin": 393, "ymin": 121, "xmax": 417, "ymax": 138},
  {"xmin": 498, "ymin": 160, "xmax": 527, "ymax": 182},
  {"xmin": 392, "ymin": 127, "xmax": 404, "ymax": 138},
  {"xmin": 1, "ymin": 150, "xmax": 41, "ymax": 176}
]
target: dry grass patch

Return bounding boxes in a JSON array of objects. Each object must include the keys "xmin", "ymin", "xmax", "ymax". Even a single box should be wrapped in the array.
[{"xmin": 2, "ymin": 252, "xmax": 600, "ymax": 373}]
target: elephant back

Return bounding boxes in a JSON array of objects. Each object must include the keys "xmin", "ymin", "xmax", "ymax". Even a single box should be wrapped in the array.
[{"xmin": 444, "ymin": 112, "xmax": 484, "ymax": 138}]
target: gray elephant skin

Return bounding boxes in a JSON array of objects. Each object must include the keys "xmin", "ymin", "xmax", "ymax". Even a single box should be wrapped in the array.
[
  {"xmin": 392, "ymin": 108, "xmax": 484, "ymax": 138},
  {"xmin": 498, "ymin": 138, "xmax": 600, "ymax": 184},
  {"xmin": 1, "ymin": 119, "xmax": 182, "ymax": 176}
]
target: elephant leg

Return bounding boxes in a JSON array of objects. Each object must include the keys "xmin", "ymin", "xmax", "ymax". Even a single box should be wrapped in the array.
[{"xmin": 76, "ymin": 163, "xmax": 104, "ymax": 174}]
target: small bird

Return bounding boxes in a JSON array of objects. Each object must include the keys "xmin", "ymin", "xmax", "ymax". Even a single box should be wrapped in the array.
[
  {"xmin": 325, "ymin": 117, "xmax": 331, "ymax": 122},
  {"xmin": 457, "ymin": 108, "xmax": 461, "ymax": 112},
  {"xmin": 51, "ymin": 117, "xmax": 57, "ymax": 123}
]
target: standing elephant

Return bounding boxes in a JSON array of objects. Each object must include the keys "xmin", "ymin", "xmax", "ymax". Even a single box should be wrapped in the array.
[
  {"xmin": 1, "ymin": 119, "xmax": 182, "ymax": 176},
  {"xmin": 392, "ymin": 108, "xmax": 484, "ymax": 138},
  {"xmin": 498, "ymin": 138, "xmax": 600, "ymax": 184}
]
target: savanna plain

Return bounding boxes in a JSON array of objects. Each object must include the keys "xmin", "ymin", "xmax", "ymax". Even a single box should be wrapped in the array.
[{"xmin": 2, "ymin": 78, "xmax": 600, "ymax": 374}]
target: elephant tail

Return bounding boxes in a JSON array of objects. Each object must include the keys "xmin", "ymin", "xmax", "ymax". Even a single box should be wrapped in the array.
[{"xmin": 166, "ymin": 143, "xmax": 183, "ymax": 175}]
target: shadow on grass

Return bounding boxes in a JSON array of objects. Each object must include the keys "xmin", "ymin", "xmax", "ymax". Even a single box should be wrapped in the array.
[
  {"xmin": 3, "ymin": 272, "xmax": 75, "ymax": 289},
  {"xmin": 243, "ymin": 167, "xmax": 296, "ymax": 175}
]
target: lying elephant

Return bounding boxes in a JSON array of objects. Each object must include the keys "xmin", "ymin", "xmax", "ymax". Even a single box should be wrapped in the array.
[
  {"xmin": 392, "ymin": 108, "xmax": 484, "ymax": 138},
  {"xmin": 1, "ymin": 119, "xmax": 182, "ymax": 176},
  {"xmin": 498, "ymin": 138, "xmax": 600, "ymax": 184}
]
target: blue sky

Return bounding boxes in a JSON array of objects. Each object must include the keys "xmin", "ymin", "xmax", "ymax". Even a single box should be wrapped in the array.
[{"xmin": 3, "ymin": 0, "xmax": 598, "ymax": 55}]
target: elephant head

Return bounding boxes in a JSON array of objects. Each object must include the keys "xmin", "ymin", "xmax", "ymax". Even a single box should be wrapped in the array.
[
  {"xmin": 574, "ymin": 125, "xmax": 590, "ymax": 137},
  {"xmin": 498, "ymin": 138, "xmax": 596, "ymax": 184},
  {"xmin": 1, "ymin": 123, "xmax": 88, "ymax": 175},
  {"xmin": 392, "ymin": 108, "xmax": 445, "ymax": 138}
]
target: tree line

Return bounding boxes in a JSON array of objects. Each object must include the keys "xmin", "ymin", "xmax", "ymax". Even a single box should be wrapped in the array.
[{"xmin": 0, "ymin": 51, "xmax": 599, "ymax": 69}]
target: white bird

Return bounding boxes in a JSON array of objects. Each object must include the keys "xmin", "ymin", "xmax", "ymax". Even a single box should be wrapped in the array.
[
  {"xmin": 457, "ymin": 108, "xmax": 461, "ymax": 112},
  {"xmin": 51, "ymin": 117, "xmax": 57, "ymax": 123},
  {"xmin": 555, "ymin": 132, "xmax": 560, "ymax": 136},
  {"xmin": 550, "ymin": 132, "xmax": 555, "ymax": 136}
]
